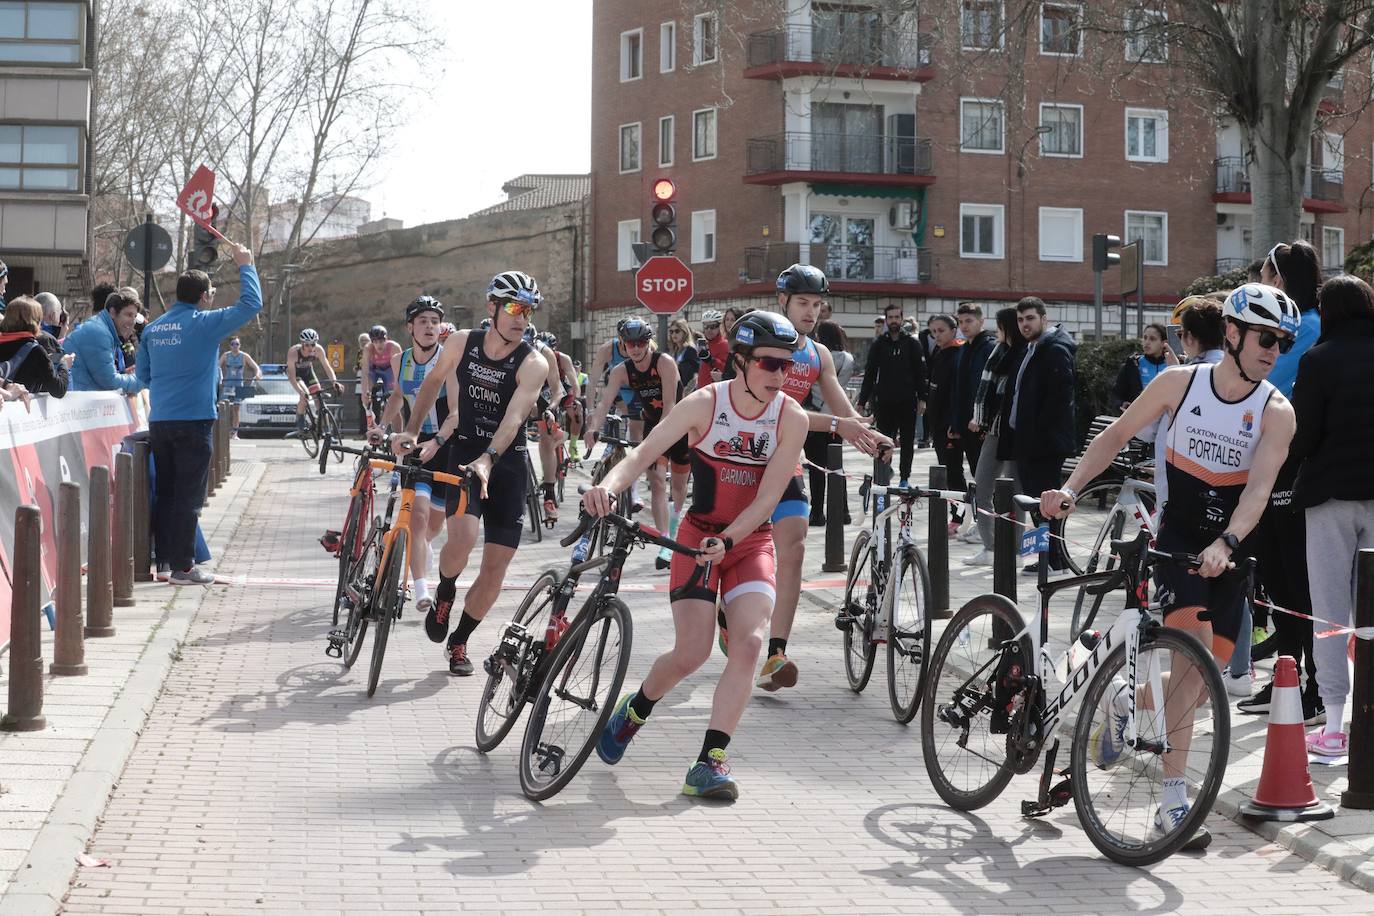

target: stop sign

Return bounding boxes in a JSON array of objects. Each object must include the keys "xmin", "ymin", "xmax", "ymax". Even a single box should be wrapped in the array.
[{"xmin": 635, "ymin": 255, "xmax": 694, "ymax": 314}]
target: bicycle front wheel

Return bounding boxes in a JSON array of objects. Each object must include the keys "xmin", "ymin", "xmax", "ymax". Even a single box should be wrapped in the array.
[
  {"xmin": 887, "ymin": 545, "xmax": 932, "ymax": 724},
  {"xmin": 302, "ymin": 403, "xmax": 321, "ymax": 457},
  {"xmin": 524, "ymin": 455, "xmax": 543, "ymax": 541},
  {"xmin": 323, "ymin": 409, "xmax": 344, "ymax": 463},
  {"xmin": 477, "ymin": 569, "xmax": 563, "ymax": 753},
  {"xmin": 366, "ymin": 530, "xmax": 407, "ymax": 698},
  {"xmin": 333, "ymin": 490, "xmax": 365, "ymax": 627},
  {"xmin": 1070, "ymin": 626, "xmax": 1229, "ymax": 866},
  {"xmin": 839, "ymin": 529, "xmax": 877, "ymax": 692},
  {"xmin": 518, "ymin": 596, "xmax": 632, "ymax": 801},
  {"xmin": 920, "ymin": 595, "xmax": 1024, "ymax": 810}
]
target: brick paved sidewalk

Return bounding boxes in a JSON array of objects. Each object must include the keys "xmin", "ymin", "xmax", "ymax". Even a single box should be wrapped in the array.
[{"xmin": 33, "ymin": 440, "xmax": 1370, "ymax": 914}]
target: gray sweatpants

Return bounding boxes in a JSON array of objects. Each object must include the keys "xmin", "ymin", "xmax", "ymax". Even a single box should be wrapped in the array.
[
  {"xmin": 1304, "ymin": 498, "xmax": 1374, "ymax": 713},
  {"xmin": 973, "ymin": 432, "xmax": 1019, "ymax": 550}
]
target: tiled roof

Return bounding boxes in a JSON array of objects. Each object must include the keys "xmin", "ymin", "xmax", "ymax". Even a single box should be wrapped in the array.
[{"xmin": 469, "ymin": 173, "xmax": 591, "ymax": 216}]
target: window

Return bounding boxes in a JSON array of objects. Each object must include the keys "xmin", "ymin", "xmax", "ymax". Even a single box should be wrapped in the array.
[
  {"xmin": 617, "ymin": 219, "xmax": 641, "ymax": 271},
  {"xmin": 691, "ymin": 209, "xmax": 717, "ymax": 264},
  {"xmin": 0, "ymin": 2, "xmax": 82, "ymax": 65},
  {"xmin": 1039, "ymin": 207, "xmax": 1083, "ymax": 261},
  {"xmin": 1322, "ymin": 226, "xmax": 1345, "ymax": 271},
  {"xmin": 1318, "ymin": 131, "xmax": 1344, "ymax": 178},
  {"xmin": 960, "ymin": 203, "xmax": 1005, "ymax": 259},
  {"xmin": 619, "ymin": 122, "xmax": 641, "ymax": 173},
  {"xmin": 1124, "ymin": 8, "xmax": 1167, "ymax": 63},
  {"xmin": 961, "ymin": 0, "xmax": 1003, "ymax": 50},
  {"xmin": 1125, "ymin": 210, "xmax": 1167, "ymax": 265},
  {"xmin": 810, "ymin": 213, "xmax": 877, "ymax": 279},
  {"xmin": 620, "ymin": 29, "xmax": 643, "ymax": 82},
  {"xmin": 1039, "ymin": 103, "xmax": 1082, "ymax": 157},
  {"xmin": 1125, "ymin": 108, "xmax": 1168, "ymax": 162},
  {"xmin": 0, "ymin": 124, "xmax": 80, "ymax": 191},
  {"xmin": 693, "ymin": 107, "xmax": 717, "ymax": 161},
  {"xmin": 960, "ymin": 98, "xmax": 1004, "ymax": 153},
  {"xmin": 658, "ymin": 116, "xmax": 674, "ymax": 167},
  {"xmin": 693, "ymin": 12, "xmax": 718, "ymax": 65},
  {"xmin": 1040, "ymin": 2, "xmax": 1080, "ymax": 56},
  {"xmin": 660, "ymin": 21, "xmax": 676, "ymax": 72}
]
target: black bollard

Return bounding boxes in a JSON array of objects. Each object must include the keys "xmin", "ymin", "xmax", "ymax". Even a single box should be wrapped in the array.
[
  {"xmin": 2, "ymin": 506, "xmax": 46, "ymax": 731},
  {"xmin": 926, "ymin": 465, "xmax": 950, "ymax": 618},
  {"xmin": 821, "ymin": 441, "xmax": 847, "ymax": 573},
  {"xmin": 1343, "ymin": 549, "xmax": 1374, "ymax": 809},
  {"xmin": 112, "ymin": 451, "xmax": 135, "ymax": 606},
  {"xmin": 132, "ymin": 439, "xmax": 152, "ymax": 582},
  {"xmin": 993, "ymin": 477, "xmax": 1018, "ymax": 605},
  {"xmin": 51, "ymin": 482, "xmax": 88, "ymax": 676},
  {"xmin": 86, "ymin": 465, "xmax": 115, "ymax": 637}
]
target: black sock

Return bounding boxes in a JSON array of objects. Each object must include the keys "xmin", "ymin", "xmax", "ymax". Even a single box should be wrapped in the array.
[
  {"xmin": 768, "ymin": 638, "xmax": 787, "ymax": 658},
  {"xmin": 698, "ymin": 729, "xmax": 731, "ymax": 764},
  {"xmin": 449, "ymin": 611, "xmax": 480, "ymax": 647},
  {"xmin": 436, "ymin": 573, "xmax": 458, "ymax": 605},
  {"xmin": 628, "ymin": 688, "xmax": 658, "ymax": 721}
]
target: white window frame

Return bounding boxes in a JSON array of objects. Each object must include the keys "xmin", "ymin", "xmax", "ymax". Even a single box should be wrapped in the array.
[
  {"xmin": 691, "ymin": 209, "xmax": 717, "ymax": 264},
  {"xmin": 1039, "ymin": 2, "xmax": 1082, "ymax": 57},
  {"xmin": 617, "ymin": 219, "xmax": 642, "ymax": 272},
  {"xmin": 1124, "ymin": 209, "xmax": 1168, "ymax": 266},
  {"xmin": 1038, "ymin": 102, "xmax": 1083, "ymax": 158},
  {"xmin": 658, "ymin": 115, "xmax": 674, "ymax": 168},
  {"xmin": 1038, "ymin": 207, "xmax": 1083, "ymax": 262},
  {"xmin": 960, "ymin": 97, "xmax": 1005, "ymax": 154},
  {"xmin": 959, "ymin": 203, "xmax": 1005, "ymax": 259},
  {"xmin": 692, "ymin": 11, "xmax": 718, "ymax": 66},
  {"xmin": 618, "ymin": 121, "xmax": 642, "ymax": 174},
  {"xmin": 692, "ymin": 107, "xmax": 718, "ymax": 161},
  {"xmin": 1322, "ymin": 225, "xmax": 1345, "ymax": 270},
  {"xmin": 1124, "ymin": 107, "xmax": 1168, "ymax": 163},
  {"xmin": 960, "ymin": 0, "xmax": 1004, "ymax": 51},
  {"xmin": 1124, "ymin": 7, "xmax": 1167, "ymax": 63},
  {"xmin": 1320, "ymin": 130, "xmax": 1345, "ymax": 177},
  {"xmin": 620, "ymin": 28, "xmax": 643, "ymax": 82},
  {"xmin": 660, "ymin": 21, "xmax": 676, "ymax": 73}
]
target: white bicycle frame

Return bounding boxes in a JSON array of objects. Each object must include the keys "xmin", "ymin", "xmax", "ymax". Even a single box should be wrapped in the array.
[{"xmin": 868, "ymin": 486, "xmax": 966, "ymax": 642}]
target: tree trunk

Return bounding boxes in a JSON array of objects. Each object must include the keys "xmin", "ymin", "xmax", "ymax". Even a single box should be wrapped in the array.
[{"xmin": 1249, "ymin": 123, "xmax": 1306, "ymax": 258}]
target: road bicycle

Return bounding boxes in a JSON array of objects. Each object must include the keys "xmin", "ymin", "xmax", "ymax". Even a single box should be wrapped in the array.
[
  {"xmin": 321, "ymin": 435, "xmax": 466, "ymax": 697},
  {"xmin": 585, "ymin": 415, "xmax": 635, "ymax": 558},
  {"xmin": 481, "ymin": 504, "xmax": 703, "ymax": 801},
  {"xmin": 320, "ymin": 438, "xmax": 394, "ymax": 628},
  {"xmin": 834, "ymin": 483, "xmax": 938, "ymax": 723},
  {"xmin": 921, "ymin": 496, "xmax": 1236, "ymax": 866},
  {"xmin": 300, "ymin": 381, "xmax": 344, "ymax": 462}
]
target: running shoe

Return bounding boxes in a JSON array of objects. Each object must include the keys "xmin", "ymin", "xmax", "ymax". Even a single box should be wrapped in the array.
[
  {"xmin": 756, "ymin": 652, "xmax": 798, "ymax": 692},
  {"xmin": 962, "ymin": 549, "xmax": 994, "ymax": 567},
  {"xmin": 448, "ymin": 642, "xmax": 473, "ymax": 677},
  {"xmin": 681, "ymin": 749, "xmax": 738, "ymax": 800},
  {"xmin": 168, "ymin": 566, "xmax": 215, "ymax": 587},
  {"xmin": 1303, "ymin": 693, "xmax": 1327, "ymax": 727},
  {"xmin": 1154, "ymin": 803, "xmax": 1212, "ymax": 851},
  {"xmin": 1305, "ymin": 727, "xmax": 1349, "ymax": 757},
  {"xmin": 425, "ymin": 595, "xmax": 453, "ymax": 643},
  {"xmin": 1089, "ymin": 682, "xmax": 1130, "ymax": 769},
  {"xmin": 596, "ymin": 693, "xmax": 645, "ymax": 765},
  {"xmin": 1237, "ymin": 682, "xmax": 1272, "ymax": 714},
  {"xmin": 416, "ymin": 596, "xmax": 435, "ymax": 617},
  {"xmin": 1224, "ymin": 669, "xmax": 1253, "ymax": 698},
  {"xmin": 319, "ymin": 529, "xmax": 342, "ymax": 554}
]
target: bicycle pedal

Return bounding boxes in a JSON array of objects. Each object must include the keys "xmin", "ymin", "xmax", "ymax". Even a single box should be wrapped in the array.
[
  {"xmin": 324, "ymin": 636, "xmax": 344, "ymax": 659},
  {"xmin": 1021, "ymin": 799, "xmax": 1053, "ymax": 818}
]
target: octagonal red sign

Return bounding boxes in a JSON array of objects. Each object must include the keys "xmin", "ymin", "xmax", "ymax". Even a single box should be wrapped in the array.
[{"xmin": 635, "ymin": 255, "xmax": 694, "ymax": 314}]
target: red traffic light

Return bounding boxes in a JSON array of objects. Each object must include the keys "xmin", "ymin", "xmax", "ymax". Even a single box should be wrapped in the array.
[{"xmin": 652, "ymin": 178, "xmax": 676, "ymax": 201}]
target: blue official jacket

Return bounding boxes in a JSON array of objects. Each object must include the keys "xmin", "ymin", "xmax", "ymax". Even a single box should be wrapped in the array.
[
  {"xmin": 1267, "ymin": 307, "xmax": 1321, "ymax": 399},
  {"xmin": 136, "ymin": 265, "xmax": 262, "ymax": 421},
  {"xmin": 62, "ymin": 309, "xmax": 144, "ymax": 394}
]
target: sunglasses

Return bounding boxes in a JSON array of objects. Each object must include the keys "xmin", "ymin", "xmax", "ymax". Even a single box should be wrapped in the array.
[
  {"xmin": 750, "ymin": 355, "xmax": 792, "ymax": 373},
  {"xmin": 623, "ymin": 338, "xmax": 650, "ymax": 348},
  {"xmin": 703, "ymin": 323, "xmax": 721, "ymax": 330},
  {"xmin": 1255, "ymin": 329, "xmax": 1295, "ymax": 353},
  {"xmin": 501, "ymin": 301, "xmax": 535, "ymax": 317}
]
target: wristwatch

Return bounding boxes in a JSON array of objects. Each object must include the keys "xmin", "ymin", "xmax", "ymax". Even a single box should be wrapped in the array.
[
  {"xmin": 1220, "ymin": 532, "xmax": 1241, "ymax": 553},
  {"xmin": 434, "ymin": 432, "xmax": 448, "ymax": 447},
  {"xmin": 484, "ymin": 446, "xmax": 500, "ymax": 462},
  {"xmin": 829, "ymin": 416, "xmax": 839, "ymax": 435}
]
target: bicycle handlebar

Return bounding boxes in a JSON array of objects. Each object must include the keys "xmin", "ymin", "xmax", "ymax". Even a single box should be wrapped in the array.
[
  {"xmin": 320, "ymin": 433, "xmax": 468, "ymax": 487},
  {"xmin": 560, "ymin": 508, "xmax": 702, "ymax": 558}
]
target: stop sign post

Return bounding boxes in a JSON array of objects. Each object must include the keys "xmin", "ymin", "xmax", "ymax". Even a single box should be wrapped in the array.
[{"xmin": 635, "ymin": 256, "xmax": 693, "ymax": 315}]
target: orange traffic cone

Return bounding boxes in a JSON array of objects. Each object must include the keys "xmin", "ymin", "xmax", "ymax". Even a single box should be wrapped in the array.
[{"xmin": 1240, "ymin": 655, "xmax": 1335, "ymax": 822}]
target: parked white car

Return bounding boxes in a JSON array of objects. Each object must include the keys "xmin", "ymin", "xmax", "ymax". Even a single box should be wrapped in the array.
[{"xmin": 236, "ymin": 375, "xmax": 300, "ymax": 435}]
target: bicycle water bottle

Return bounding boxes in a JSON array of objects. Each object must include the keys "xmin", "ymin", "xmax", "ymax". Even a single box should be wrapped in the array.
[{"xmin": 545, "ymin": 613, "xmax": 570, "ymax": 650}]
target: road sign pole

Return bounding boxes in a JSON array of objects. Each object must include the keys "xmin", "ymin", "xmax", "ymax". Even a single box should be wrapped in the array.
[
  {"xmin": 142, "ymin": 212, "xmax": 153, "ymax": 311},
  {"xmin": 1093, "ymin": 270, "xmax": 1103, "ymax": 340}
]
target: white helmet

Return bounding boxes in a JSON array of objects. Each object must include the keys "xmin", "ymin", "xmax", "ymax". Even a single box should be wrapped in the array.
[
  {"xmin": 701, "ymin": 309, "xmax": 724, "ymax": 323},
  {"xmin": 487, "ymin": 270, "xmax": 541, "ymax": 307},
  {"xmin": 299, "ymin": 328, "xmax": 319, "ymax": 343},
  {"xmin": 1224, "ymin": 284, "xmax": 1301, "ymax": 336}
]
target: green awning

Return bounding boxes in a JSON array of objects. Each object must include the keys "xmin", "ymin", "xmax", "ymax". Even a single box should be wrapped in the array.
[{"xmin": 809, "ymin": 182, "xmax": 923, "ymax": 199}]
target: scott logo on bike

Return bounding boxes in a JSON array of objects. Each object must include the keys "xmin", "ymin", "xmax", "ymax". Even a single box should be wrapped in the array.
[{"xmin": 713, "ymin": 430, "xmax": 770, "ymax": 460}]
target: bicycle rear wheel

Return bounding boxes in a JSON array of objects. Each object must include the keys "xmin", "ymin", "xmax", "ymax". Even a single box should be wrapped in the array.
[
  {"xmin": 302, "ymin": 403, "xmax": 321, "ymax": 458},
  {"xmin": 887, "ymin": 545, "xmax": 932, "ymax": 724},
  {"xmin": 920, "ymin": 595, "xmax": 1024, "ymax": 810},
  {"xmin": 477, "ymin": 569, "xmax": 563, "ymax": 753},
  {"xmin": 524, "ymin": 453, "xmax": 543, "ymax": 541},
  {"xmin": 518, "ymin": 596, "xmax": 632, "ymax": 801},
  {"xmin": 333, "ymin": 488, "xmax": 366, "ymax": 626},
  {"xmin": 1071, "ymin": 627, "xmax": 1229, "ymax": 866},
  {"xmin": 366, "ymin": 530, "xmax": 407, "ymax": 698},
  {"xmin": 839, "ymin": 529, "xmax": 877, "ymax": 692}
]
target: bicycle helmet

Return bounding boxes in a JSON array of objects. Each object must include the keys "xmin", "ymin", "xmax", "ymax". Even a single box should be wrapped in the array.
[
  {"xmin": 437, "ymin": 322, "xmax": 456, "ymax": 342},
  {"xmin": 479, "ymin": 317, "xmax": 492, "ymax": 330},
  {"xmin": 299, "ymin": 328, "xmax": 319, "ymax": 343},
  {"xmin": 368, "ymin": 324, "xmax": 387, "ymax": 340},
  {"xmin": 487, "ymin": 270, "xmax": 542, "ymax": 307},
  {"xmin": 405, "ymin": 295, "xmax": 444, "ymax": 322},
  {"xmin": 1223, "ymin": 283, "xmax": 1301, "ymax": 335},
  {"xmin": 701, "ymin": 308, "xmax": 724, "ymax": 324},
  {"xmin": 618, "ymin": 318, "xmax": 654, "ymax": 343},
  {"xmin": 776, "ymin": 263, "xmax": 830, "ymax": 296},
  {"xmin": 730, "ymin": 310, "xmax": 801, "ymax": 353},
  {"xmin": 538, "ymin": 331, "xmax": 559, "ymax": 349}
]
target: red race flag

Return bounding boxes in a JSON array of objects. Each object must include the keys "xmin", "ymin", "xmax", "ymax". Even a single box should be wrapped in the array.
[{"xmin": 176, "ymin": 165, "xmax": 217, "ymax": 227}]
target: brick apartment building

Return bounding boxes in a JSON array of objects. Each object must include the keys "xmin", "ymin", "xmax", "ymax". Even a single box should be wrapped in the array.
[{"xmin": 588, "ymin": 0, "xmax": 1374, "ymax": 349}]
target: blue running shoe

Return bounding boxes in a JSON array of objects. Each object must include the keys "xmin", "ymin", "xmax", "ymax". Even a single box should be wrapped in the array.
[
  {"xmin": 1089, "ymin": 683, "xmax": 1129, "ymax": 769},
  {"xmin": 681, "ymin": 748, "xmax": 739, "ymax": 800},
  {"xmin": 1154, "ymin": 803, "xmax": 1212, "ymax": 851},
  {"xmin": 596, "ymin": 693, "xmax": 645, "ymax": 765}
]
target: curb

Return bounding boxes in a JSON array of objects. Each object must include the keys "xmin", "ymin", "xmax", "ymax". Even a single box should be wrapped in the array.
[{"xmin": 0, "ymin": 461, "xmax": 266, "ymax": 916}]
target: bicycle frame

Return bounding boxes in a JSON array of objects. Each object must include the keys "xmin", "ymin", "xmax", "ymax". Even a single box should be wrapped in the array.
[
  {"xmin": 365, "ymin": 458, "xmax": 467, "ymax": 613},
  {"xmin": 864, "ymin": 489, "xmax": 920, "ymax": 641}
]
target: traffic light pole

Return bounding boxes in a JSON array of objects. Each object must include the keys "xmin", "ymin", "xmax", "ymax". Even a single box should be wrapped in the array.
[
  {"xmin": 1093, "ymin": 269, "xmax": 1103, "ymax": 340},
  {"xmin": 142, "ymin": 212, "xmax": 154, "ymax": 312}
]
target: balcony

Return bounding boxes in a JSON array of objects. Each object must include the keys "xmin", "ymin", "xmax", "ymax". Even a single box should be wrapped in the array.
[
  {"xmin": 743, "ymin": 242, "xmax": 935, "ymax": 290},
  {"xmin": 1211, "ymin": 157, "xmax": 1345, "ymax": 214},
  {"xmin": 1214, "ymin": 257, "xmax": 1250, "ymax": 275},
  {"xmin": 745, "ymin": 132, "xmax": 934, "ymax": 187},
  {"xmin": 745, "ymin": 24, "xmax": 933, "ymax": 81}
]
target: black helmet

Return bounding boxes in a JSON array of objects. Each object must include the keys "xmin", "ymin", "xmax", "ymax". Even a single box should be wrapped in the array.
[
  {"xmin": 618, "ymin": 318, "xmax": 654, "ymax": 342},
  {"xmin": 731, "ymin": 310, "xmax": 801, "ymax": 353},
  {"xmin": 406, "ymin": 295, "xmax": 444, "ymax": 323},
  {"xmin": 368, "ymin": 324, "xmax": 387, "ymax": 340},
  {"xmin": 537, "ymin": 331, "xmax": 558, "ymax": 348},
  {"xmin": 777, "ymin": 263, "xmax": 830, "ymax": 296}
]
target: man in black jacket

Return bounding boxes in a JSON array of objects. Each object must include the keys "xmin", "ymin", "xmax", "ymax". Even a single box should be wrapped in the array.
[
  {"xmin": 948, "ymin": 303, "xmax": 996, "ymax": 495},
  {"xmin": 858, "ymin": 303, "xmax": 928, "ymax": 485}
]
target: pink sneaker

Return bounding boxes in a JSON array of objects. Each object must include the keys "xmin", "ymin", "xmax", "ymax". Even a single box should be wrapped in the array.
[
  {"xmin": 1305, "ymin": 727, "xmax": 1349, "ymax": 757},
  {"xmin": 947, "ymin": 520, "xmax": 961, "ymax": 537}
]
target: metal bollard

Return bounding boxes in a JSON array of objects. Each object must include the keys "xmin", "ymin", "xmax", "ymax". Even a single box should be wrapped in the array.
[
  {"xmin": 86, "ymin": 465, "xmax": 115, "ymax": 637},
  {"xmin": 207, "ymin": 405, "xmax": 221, "ymax": 501},
  {"xmin": 51, "ymin": 481, "xmax": 88, "ymax": 676},
  {"xmin": 112, "ymin": 451, "xmax": 135, "ymax": 605},
  {"xmin": 926, "ymin": 465, "xmax": 950, "ymax": 618},
  {"xmin": 2, "ymin": 506, "xmax": 46, "ymax": 731},
  {"xmin": 132, "ymin": 439, "xmax": 152, "ymax": 582},
  {"xmin": 821, "ymin": 441, "xmax": 847, "ymax": 573},
  {"xmin": 1343, "ymin": 549, "xmax": 1374, "ymax": 809},
  {"xmin": 221, "ymin": 400, "xmax": 232, "ymax": 479}
]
